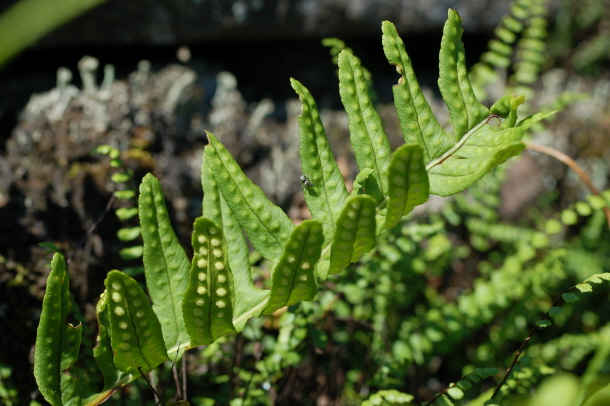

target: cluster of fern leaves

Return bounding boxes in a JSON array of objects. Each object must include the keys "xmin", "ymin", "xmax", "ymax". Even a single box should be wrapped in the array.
[{"xmin": 32, "ymin": 5, "xmax": 610, "ymax": 406}]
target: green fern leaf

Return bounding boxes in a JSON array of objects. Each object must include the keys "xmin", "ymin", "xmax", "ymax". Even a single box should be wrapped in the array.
[
  {"xmin": 384, "ymin": 11, "xmax": 534, "ymax": 197},
  {"xmin": 34, "ymin": 253, "xmax": 82, "ymax": 406},
  {"xmin": 446, "ymin": 387, "xmax": 464, "ymax": 400},
  {"xmin": 439, "ymin": 9, "xmax": 490, "ymax": 139},
  {"xmin": 92, "ymin": 294, "xmax": 129, "ymax": 393},
  {"xmin": 201, "ymin": 156, "xmax": 269, "ymax": 331},
  {"xmin": 562, "ymin": 292, "xmax": 579, "ymax": 303},
  {"xmin": 576, "ymin": 283, "xmax": 593, "ymax": 293},
  {"xmin": 351, "ymin": 168, "xmax": 374, "ymax": 196},
  {"xmin": 263, "ymin": 219, "xmax": 324, "ymax": 315},
  {"xmin": 205, "ymin": 132, "xmax": 294, "ymax": 263},
  {"xmin": 438, "ymin": 395, "xmax": 455, "ymax": 406},
  {"xmin": 328, "ymin": 195, "xmax": 377, "ymax": 275},
  {"xmin": 426, "ymin": 93, "xmax": 527, "ymax": 196},
  {"xmin": 338, "ymin": 50, "xmax": 391, "ymax": 203},
  {"xmin": 384, "ymin": 143, "xmax": 429, "ymax": 229},
  {"xmin": 182, "ymin": 217, "xmax": 236, "ymax": 346},
  {"xmin": 584, "ymin": 273, "xmax": 610, "ymax": 284},
  {"xmin": 104, "ymin": 270, "xmax": 168, "ymax": 375},
  {"xmin": 382, "ymin": 21, "xmax": 453, "ymax": 163},
  {"xmin": 139, "ymin": 174, "xmax": 190, "ymax": 357},
  {"xmin": 291, "ymin": 78, "xmax": 349, "ymax": 246}
]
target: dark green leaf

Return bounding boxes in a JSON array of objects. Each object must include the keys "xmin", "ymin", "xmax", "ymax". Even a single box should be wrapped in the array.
[
  {"xmin": 34, "ymin": 253, "xmax": 82, "ymax": 406},
  {"xmin": 291, "ymin": 78, "xmax": 349, "ymax": 246},
  {"xmin": 562, "ymin": 292, "xmax": 579, "ymax": 303},
  {"xmin": 439, "ymin": 9, "xmax": 490, "ymax": 140},
  {"xmin": 92, "ymin": 294, "xmax": 130, "ymax": 393},
  {"xmin": 338, "ymin": 50, "xmax": 391, "ymax": 202},
  {"xmin": 182, "ymin": 217, "xmax": 236, "ymax": 346},
  {"xmin": 202, "ymin": 155, "xmax": 270, "ymax": 331},
  {"xmin": 139, "ymin": 174, "xmax": 190, "ymax": 357},
  {"xmin": 328, "ymin": 195, "xmax": 377, "ymax": 275},
  {"xmin": 384, "ymin": 143, "xmax": 429, "ymax": 229},
  {"xmin": 205, "ymin": 132, "xmax": 294, "ymax": 264},
  {"xmin": 382, "ymin": 20, "xmax": 453, "ymax": 163},
  {"xmin": 548, "ymin": 306, "xmax": 563, "ymax": 318},
  {"xmin": 536, "ymin": 319, "xmax": 552, "ymax": 328},
  {"xmin": 104, "ymin": 270, "xmax": 168, "ymax": 374},
  {"xmin": 264, "ymin": 220, "xmax": 324, "ymax": 315}
]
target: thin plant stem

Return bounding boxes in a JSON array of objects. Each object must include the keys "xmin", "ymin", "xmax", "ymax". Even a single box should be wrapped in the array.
[
  {"xmin": 490, "ymin": 286, "xmax": 577, "ymax": 399},
  {"xmin": 525, "ymin": 143, "xmax": 610, "ymax": 228}
]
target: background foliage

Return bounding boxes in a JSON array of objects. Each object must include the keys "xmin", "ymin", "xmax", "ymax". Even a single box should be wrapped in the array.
[{"xmin": 2, "ymin": 0, "xmax": 610, "ymax": 405}]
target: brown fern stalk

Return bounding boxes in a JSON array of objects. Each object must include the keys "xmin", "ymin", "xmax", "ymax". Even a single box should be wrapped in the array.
[{"xmin": 526, "ymin": 143, "xmax": 610, "ymax": 229}]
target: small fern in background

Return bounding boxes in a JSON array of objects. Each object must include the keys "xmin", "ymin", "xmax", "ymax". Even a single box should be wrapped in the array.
[{"xmin": 92, "ymin": 145, "xmax": 144, "ymax": 276}]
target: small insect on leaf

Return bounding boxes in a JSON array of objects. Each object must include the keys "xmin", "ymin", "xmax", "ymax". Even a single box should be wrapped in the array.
[{"xmin": 300, "ymin": 174, "xmax": 314, "ymax": 190}]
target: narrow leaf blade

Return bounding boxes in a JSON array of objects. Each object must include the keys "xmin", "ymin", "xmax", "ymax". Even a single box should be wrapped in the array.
[
  {"xmin": 385, "ymin": 143, "xmax": 429, "ymax": 229},
  {"xmin": 139, "ymin": 174, "xmax": 190, "ymax": 357},
  {"xmin": 105, "ymin": 270, "xmax": 168, "ymax": 375},
  {"xmin": 205, "ymin": 132, "xmax": 294, "ymax": 263},
  {"xmin": 338, "ymin": 50, "xmax": 391, "ymax": 202},
  {"xmin": 202, "ymin": 155, "xmax": 270, "ymax": 331},
  {"xmin": 91, "ymin": 293, "xmax": 130, "ymax": 397},
  {"xmin": 381, "ymin": 20, "xmax": 453, "ymax": 163},
  {"xmin": 264, "ymin": 220, "xmax": 324, "ymax": 315},
  {"xmin": 182, "ymin": 217, "xmax": 236, "ymax": 346},
  {"xmin": 34, "ymin": 253, "xmax": 82, "ymax": 406},
  {"xmin": 439, "ymin": 9, "xmax": 489, "ymax": 140},
  {"xmin": 291, "ymin": 78, "xmax": 349, "ymax": 245},
  {"xmin": 329, "ymin": 195, "xmax": 377, "ymax": 274}
]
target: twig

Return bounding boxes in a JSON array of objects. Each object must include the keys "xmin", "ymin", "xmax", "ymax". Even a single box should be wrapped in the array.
[
  {"xmin": 138, "ymin": 367, "xmax": 165, "ymax": 406},
  {"xmin": 525, "ymin": 143, "xmax": 610, "ymax": 229},
  {"xmin": 490, "ymin": 286, "xmax": 576, "ymax": 399},
  {"xmin": 67, "ymin": 194, "xmax": 116, "ymax": 265}
]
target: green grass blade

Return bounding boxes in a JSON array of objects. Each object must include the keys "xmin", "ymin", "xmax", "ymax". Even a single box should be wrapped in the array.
[
  {"xmin": 384, "ymin": 144, "xmax": 429, "ymax": 229},
  {"xmin": 329, "ymin": 195, "xmax": 377, "ymax": 275},
  {"xmin": 202, "ymin": 152, "xmax": 269, "ymax": 331},
  {"xmin": 382, "ymin": 21, "xmax": 453, "ymax": 163},
  {"xmin": 182, "ymin": 217, "xmax": 237, "ymax": 346},
  {"xmin": 291, "ymin": 78, "xmax": 349, "ymax": 245},
  {"xmin": 139, "ymin": 174, "xmax": 190, "ymax": 357},
  {"xmin": 205, "ymin": 132, "xmax": 294, "ymax": 263},
  {"xmin": 105, "ymin": 270, "xmax": 168, "ymax": 375},
  {"xmin": 439, "ymin": 9, "xmax": 490, "ymax": 140},
  {"xmin": 34, "ymin": 253, "xmax": 82, "ymax": 406},
  {"xmin": 338, "ymin": 50, "xmax": 392, "ymax": 202},
  {"xmin": 263, "ymin": 220, "xmax": 324, "ymax": 315}
]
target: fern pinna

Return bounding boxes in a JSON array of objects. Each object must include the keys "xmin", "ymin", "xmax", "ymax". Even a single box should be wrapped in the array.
[{"xmin": 34, "ymin": 9, "xmax": 591, "ymax": 406}]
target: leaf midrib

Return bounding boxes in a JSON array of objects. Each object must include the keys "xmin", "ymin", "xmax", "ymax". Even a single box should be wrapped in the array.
[
  {"xmin": 346, "ymin": 54, "xmax": 387, "ymax": 197},
  {"xmin": 210, "ymin": 143, "xmax": 286, "ymax": 254},
  {"xmin": 425, "ymin": 115, "xmax": 493, "ymax": 171}
]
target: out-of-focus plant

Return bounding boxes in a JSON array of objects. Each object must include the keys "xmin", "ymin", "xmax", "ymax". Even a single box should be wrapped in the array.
[{"xmin": 0, "ymin": 0, "xmax": 107, "ymax": 68}]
